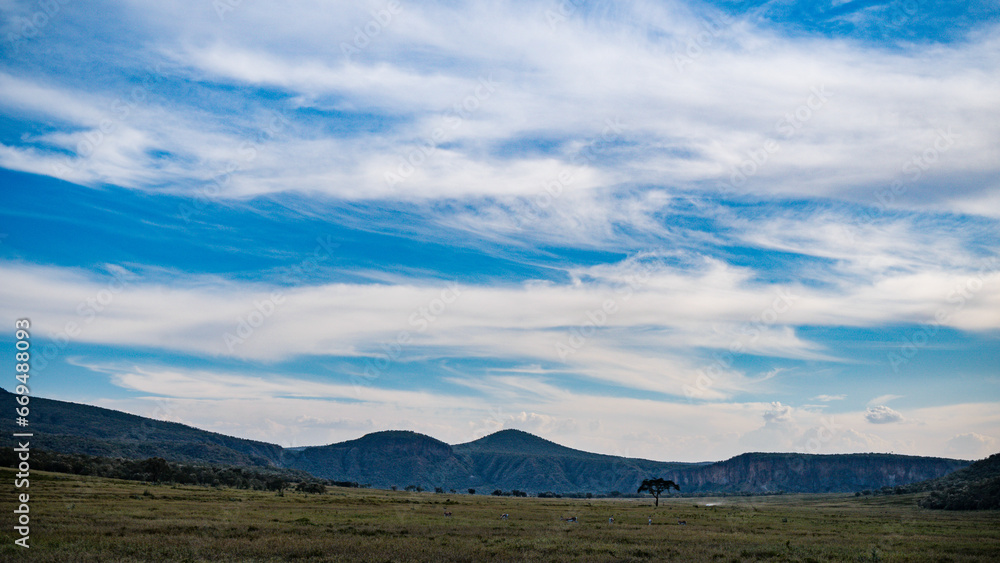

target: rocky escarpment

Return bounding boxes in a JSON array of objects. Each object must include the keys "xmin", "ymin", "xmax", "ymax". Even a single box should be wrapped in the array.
[{"xmin": 669, "ymin": 452, "xmax": 969, "ymax": 494}]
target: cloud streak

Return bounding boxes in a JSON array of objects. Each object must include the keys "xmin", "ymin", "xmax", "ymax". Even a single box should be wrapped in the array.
[
  {"xmin": 1, "ymin": 1, "xmax": 998, "ymax": 215},
  {"xmin": 3, "ymin": 250, "xmax": 997, "ymax": 401}
]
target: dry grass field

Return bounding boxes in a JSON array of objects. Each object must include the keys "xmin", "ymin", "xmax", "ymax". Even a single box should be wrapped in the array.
[{"xmin": 2, "ymin": 467, "xmax": 999, "ymax": 562}]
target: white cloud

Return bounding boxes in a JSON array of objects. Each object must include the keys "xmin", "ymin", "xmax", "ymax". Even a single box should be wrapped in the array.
[
  {"xmin": 945, "ymin": 433, "xmax": 998, "ymax": 460},
  {"xmin": 2, "ymin": 251, "xmax": 998, "ymax": 401},
  {"xmin": 3, "ymin": 1, "xmax": 999, "ymax": 215},
  {"xmin": 865, "ymin": 405, "xmax": 904, "ymax": 425},
  {"xmin": 763, "ymin": 401, "xmax": 793, "ymax": 424},
  {"xmin": 0, "ymin": 71, "xmax": 106, "ymax": 124},
  {"xmin": 813, "ymin": 394, "xmax": 846, "ymax": 402},
  {"xmin": 181, "ymin": 43, "xmax": 476, "ymax": 113}
]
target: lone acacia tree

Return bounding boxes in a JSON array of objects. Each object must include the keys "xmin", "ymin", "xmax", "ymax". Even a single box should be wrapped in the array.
[{"xmin": 638, "ymin": 478, "xmax": 680, "ymax": 507}]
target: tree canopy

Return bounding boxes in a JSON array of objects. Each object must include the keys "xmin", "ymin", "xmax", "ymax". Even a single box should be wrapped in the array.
[{"xmin": 638, "ymin": 477, "xmax": 680, "ymax": 506}]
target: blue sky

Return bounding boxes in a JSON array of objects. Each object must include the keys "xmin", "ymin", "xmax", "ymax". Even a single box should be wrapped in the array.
[{"xmin": 0, "ymin": 0, "xmax": 998, "ymax": 462}]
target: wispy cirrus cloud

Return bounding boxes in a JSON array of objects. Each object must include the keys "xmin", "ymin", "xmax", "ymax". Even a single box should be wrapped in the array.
[
  {"xmin": 2, "ymin": 249, "xmax": 998, "ymax": 398},
  {"xmin": 813, "ymin": 394, "xmax": 846, "ymax": 402},
  {"xmin": 1, "ymin": 1, "xmax": 998, "ymax": 214}
]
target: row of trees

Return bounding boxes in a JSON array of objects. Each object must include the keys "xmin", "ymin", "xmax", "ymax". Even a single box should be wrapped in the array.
[
  {"xmin": 491, "ymin": 489, "xmax": 529, "ymax": 497},
  {"xmin": 391, "ymin": 487, "xmax": 527, "ymax": 497},
  {"xmin": 386, "ymin": 480, "xmax": 682, "ymax": 502}
]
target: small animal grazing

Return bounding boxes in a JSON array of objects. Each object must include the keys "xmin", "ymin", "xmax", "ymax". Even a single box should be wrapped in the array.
[
  {"xmin": 677, "ymin": 520, "xmax": 687, "ymax": 525},
  {"xmin": 443, "ymin": 511, "xmax": 452, "ymax": 517},
  {"xmin": 500, "ymin": 513, "xmax": 509, "ymax": 520}
]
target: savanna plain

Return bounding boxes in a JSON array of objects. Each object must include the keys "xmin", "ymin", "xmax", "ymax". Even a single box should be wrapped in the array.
[{"xmin": 2, "ymin": 467, "xmax": 998, "ymax": 562}]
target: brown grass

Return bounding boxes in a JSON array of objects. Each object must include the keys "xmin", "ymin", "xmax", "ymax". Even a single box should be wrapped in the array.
[{"xmin": 2, "ymin": 467, "xmax": 999, "ymax": 562}]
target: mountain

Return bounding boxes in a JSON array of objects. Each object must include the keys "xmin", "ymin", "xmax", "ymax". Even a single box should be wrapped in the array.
[
  {"xmin": 289, "ymin": 430, "xmax": 965, "ymax": 494},
  {"xmin": 1, "ymin": 388, "xmax": 973, "ymax": 494},
  {"xmin": 281, "ymin": 428, "xmax": 704, "ymax": 492},
  {"xmin": 283, "ymin": 430, "xmax": 473, "ymax": 489},
  {"xmin": 451, "ymin": 430, "xmax": 701, "ymax": 493}
]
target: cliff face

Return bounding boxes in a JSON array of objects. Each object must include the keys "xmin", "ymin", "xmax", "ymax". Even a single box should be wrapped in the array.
[{"xmin": 671, "ymin": 453, "xmax": 969, "ymax": 493}]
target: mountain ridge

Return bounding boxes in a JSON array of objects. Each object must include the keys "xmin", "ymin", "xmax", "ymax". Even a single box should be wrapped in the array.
[{"xmin": 0, "ymin": 388, "xmax": 973, "ymax": 494}]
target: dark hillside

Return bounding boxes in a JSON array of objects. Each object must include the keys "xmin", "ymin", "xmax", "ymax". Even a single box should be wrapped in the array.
[
  {"xmin": 896, "ymin": 452, "xmax": 1000, "ymax": 510},
  {"xmin": 283, "ymin": 430, "xmax": 472, "ymax": 489}
]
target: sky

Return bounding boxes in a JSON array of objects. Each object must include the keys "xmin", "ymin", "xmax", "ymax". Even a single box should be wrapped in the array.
[{"xmin": 0, "ymin": 0, "xmax": 998, "ymax": 463}]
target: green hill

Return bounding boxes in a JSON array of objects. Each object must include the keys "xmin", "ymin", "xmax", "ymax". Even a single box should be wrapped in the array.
[
  {"xmin": 451, "ymin": 429, "xmax": 701, "ymax": 493},
  {"xmin": 900, "ymin": 453, "xmax": 1000, "ymax": 510},
  {"xmin": 283, "ymin": 430, "xmax": 469, "ymax": 489}
]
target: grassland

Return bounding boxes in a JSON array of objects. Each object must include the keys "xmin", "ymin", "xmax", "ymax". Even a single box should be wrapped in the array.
[{"xmin": 2, "ymin": 467, "xmax": 998, "ymax": 562}]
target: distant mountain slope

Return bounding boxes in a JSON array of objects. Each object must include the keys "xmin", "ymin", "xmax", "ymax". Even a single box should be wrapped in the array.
[
  {"xmin": 283, "ymin": 430, "xmax": 473, "ymax": 489},
  {"xmin": 452, "ymin": 429, "xmax": 703, "ymax": 493},
  {"xmin": 287, "ymin": 429, "xmax": 967, "ymax": 495},
  {"xmin": 283, "ymin": 428, "xmax": 704, "ymax": 492},
  {"xmin": 897, "ymin": 453, "xmax": 1000, "ymax": 510},
  {"xmin": 0, "ymin": 388, "xmax": 283, "ymax": 467},
  {"xmin": 1, "ymin": 389, "xmax": 973, "ymax": 494},
  {"xmin": 455, "ymin": 429, "xmax": 603, "ymax": 457}
]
